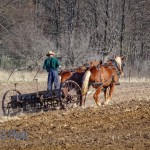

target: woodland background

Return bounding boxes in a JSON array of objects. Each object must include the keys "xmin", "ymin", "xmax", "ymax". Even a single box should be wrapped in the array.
[{"xmin": 0, "ymin": 0, "xmax": 150, "ymax": 78}]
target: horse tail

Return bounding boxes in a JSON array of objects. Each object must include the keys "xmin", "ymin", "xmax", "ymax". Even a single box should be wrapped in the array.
[{"xmin": 81, "ymin": 70, "xmax": 91, "ymax": 96}]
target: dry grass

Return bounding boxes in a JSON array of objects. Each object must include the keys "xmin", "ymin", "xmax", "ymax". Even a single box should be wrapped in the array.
[
  {"xmin": 0, "ymin": 70, "xmax": 149, "ymax": 83},
  {"xmin": 120, "ymin": 77, "xmax": 150, "ymax": 83},
  {"xmin": 0, "ymin": 70, "xmax": 47, "ymax": 82}
]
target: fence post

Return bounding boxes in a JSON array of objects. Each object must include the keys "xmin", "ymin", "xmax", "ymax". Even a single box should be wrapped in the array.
[{"xmin": 129, "ymin": 69, "xmax": 131, "ymax": 82}]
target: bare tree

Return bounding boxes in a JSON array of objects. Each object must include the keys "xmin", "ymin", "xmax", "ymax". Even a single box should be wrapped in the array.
[{"xmin": 0, "ymin": 0, "xmax": 150, "ymax": 77}]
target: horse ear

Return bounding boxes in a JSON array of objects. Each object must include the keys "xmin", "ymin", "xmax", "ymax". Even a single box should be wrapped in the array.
[
  {"xmin": 99, "ymin": 60, "xmax": 102, "ymax": 65},
  {"xmin": 113, "ymin": 54, "xmax": 117, "ymax": 59},
  {"xmin": 121, "ymin": 56, "xmax": 126, "ymax": 61},
  {"xmin": 96, "ymin": 62, "xmax": 101, "ymax": 69}
]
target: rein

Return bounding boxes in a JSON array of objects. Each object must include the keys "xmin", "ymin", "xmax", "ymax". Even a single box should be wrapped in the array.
[
  {"xmin": 59, "ymin": 66, "xmax": 89, "ymax": 75},
  {"xmin": 90, "ymin": 74, "xmax": 115, "ymax": 87}
]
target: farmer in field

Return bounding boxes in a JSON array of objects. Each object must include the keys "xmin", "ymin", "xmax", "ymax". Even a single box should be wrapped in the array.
[{"xmin": 43, "ymin": 51, "xmax": 60, "ymax": 90}]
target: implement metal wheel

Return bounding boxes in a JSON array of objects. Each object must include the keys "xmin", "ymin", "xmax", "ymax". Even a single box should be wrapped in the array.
[
  {"xmin": 2, "ymin": 90, "xmax": 21, "ymax": 116},
  {"xmin": 60, "ymin": 80, "xmax": 82, "ymax": 109}
]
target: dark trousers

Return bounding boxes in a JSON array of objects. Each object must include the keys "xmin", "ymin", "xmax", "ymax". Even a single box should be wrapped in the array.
[{"xmin": 47, "ymin": 69, "xmax": 60, "ymax": 90}]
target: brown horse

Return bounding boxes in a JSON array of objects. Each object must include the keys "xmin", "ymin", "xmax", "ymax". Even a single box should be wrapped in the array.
[
  {"xmin": 81, "ymin": 56, "xmax": 125, "ymax": 106},
  {"xmin": 59, "ymin": 60, "xmax": 101, "ymax": 87}
]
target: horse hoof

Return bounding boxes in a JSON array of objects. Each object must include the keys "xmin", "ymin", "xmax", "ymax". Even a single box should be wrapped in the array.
[
  {"xmin": 72, "ymin": 103, "xmax": 77, "ymax": 108},
  {"xmin": 81, "ymin": 105, "xmax": 85, "ymax": 109},
  {"xmin": 93, "ymin": 105, "xmax": 98, "ymax": 108},
  {"xmin": 103, "ymin": 100, "xmax": 110, "ymax": 105},
  {"xmin": 96, "ymin": 102, "xmax": 101, "ymax": 107}
]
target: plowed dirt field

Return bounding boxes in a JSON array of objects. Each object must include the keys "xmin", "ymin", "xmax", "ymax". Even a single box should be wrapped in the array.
[{"xmin": 0, "ymin": 82, "xmax": 150, "ymax": 150}]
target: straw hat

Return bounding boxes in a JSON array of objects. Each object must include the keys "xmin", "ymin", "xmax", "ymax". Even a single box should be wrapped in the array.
[{"xmin": 46, "ymin": 51, "xmax": 55, "ymax": 56}]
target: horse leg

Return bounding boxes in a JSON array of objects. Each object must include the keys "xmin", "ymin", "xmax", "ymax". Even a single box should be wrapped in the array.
[
  {"xmin": 93, "ymin": 87, "xmax": 103, "ymax": 106},
  {"xmin": 104, "ymin": 83, "xmax": 115, "ymax": 105},
  {"xmin": 104, "ymin": 87, "xmax": 109, "ymax": 101},
  {"xmin": 81, "ymin": 95, "xmax": 86, "ymax": 108}
]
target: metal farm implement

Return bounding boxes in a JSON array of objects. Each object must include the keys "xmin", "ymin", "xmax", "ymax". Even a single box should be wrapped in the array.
[{"xmin": 2, "ymin": 69, "xmax": 82, "ymax": 116}]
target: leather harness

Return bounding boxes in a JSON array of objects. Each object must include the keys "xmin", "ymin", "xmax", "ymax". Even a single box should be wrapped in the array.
[{"xmin": 90, "ymin": 60, "xmax": 121, "ymax": 87}]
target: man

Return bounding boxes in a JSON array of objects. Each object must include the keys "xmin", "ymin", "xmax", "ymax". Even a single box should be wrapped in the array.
[{"xmin": 43, "ymin": 51, "xmax": 60, "ymax": 90}]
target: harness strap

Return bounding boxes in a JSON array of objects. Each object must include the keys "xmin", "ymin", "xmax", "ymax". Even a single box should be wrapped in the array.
[
  {"xmin": 104, "ymin": 60, "xmax": 121, "ymax": 76},
  {"xmin": 111, "ymin": 60, "xmax": 121, "ymax": 76},
  {"xmin": 90, "ymin": 60, "xmax": 121, "ymax": 88}
]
